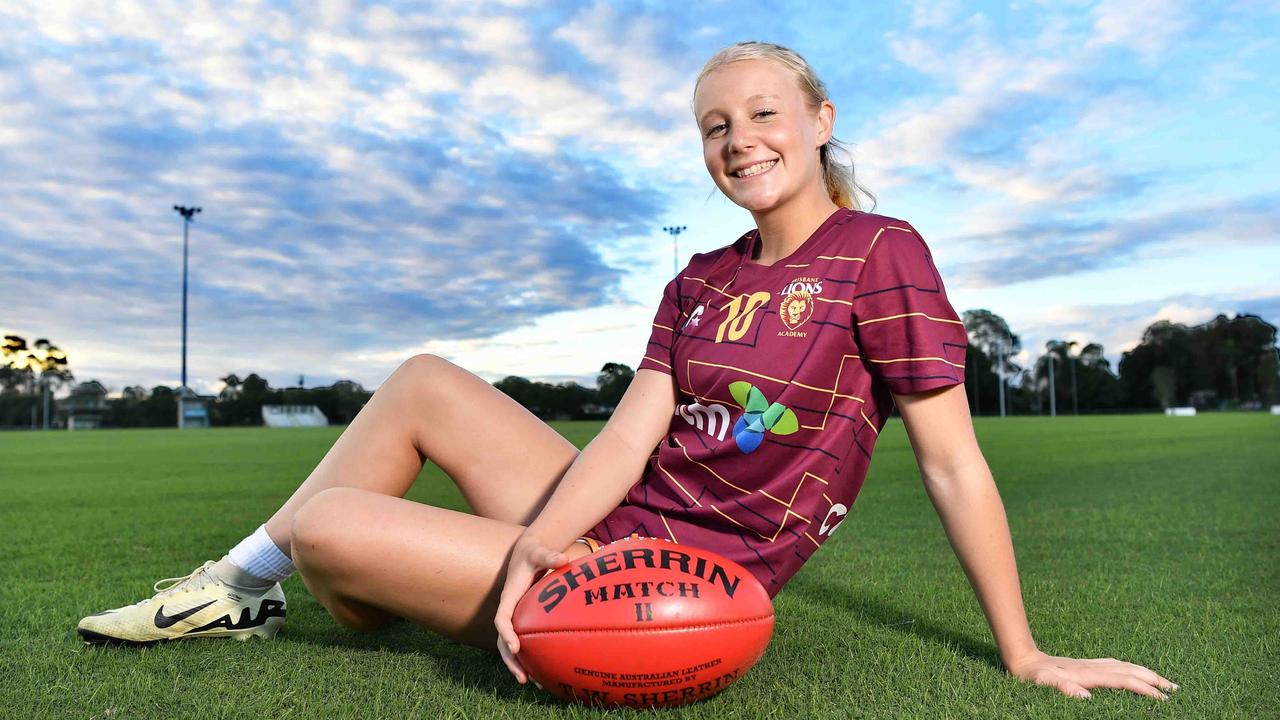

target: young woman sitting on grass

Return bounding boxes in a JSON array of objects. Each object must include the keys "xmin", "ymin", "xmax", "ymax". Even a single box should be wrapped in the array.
[{"xmin": 78, "ymin": 41, "xmax": 1177, "ymax": 703}]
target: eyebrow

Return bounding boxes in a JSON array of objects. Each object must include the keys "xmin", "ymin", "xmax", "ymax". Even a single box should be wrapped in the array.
[{"xmin": 698, "ymin": 93, "xmax": 781, "ymax": 125}]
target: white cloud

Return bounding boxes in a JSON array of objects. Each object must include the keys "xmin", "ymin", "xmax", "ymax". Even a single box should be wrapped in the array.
[
  {"xmin": 1088, "ymin": 0, "xmax": 1190, "ymax": 60},
  {"xmin": 909, "ymin": 0, "xmax": 962, "ymax": 29}
]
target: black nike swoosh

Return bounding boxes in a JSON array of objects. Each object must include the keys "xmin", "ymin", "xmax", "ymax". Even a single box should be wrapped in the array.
[{"xmin": 154, "ymin": 600, "xmax": 217, "ymax": 628}]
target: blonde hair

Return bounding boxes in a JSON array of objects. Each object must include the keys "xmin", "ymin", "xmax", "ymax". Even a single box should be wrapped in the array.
[{"xmin": 693, "ymin": 41, "xmax": 875, "ymax": 211}]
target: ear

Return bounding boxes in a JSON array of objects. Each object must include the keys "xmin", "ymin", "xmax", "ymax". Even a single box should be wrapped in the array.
[{"xmin": 815, "ymin": 99, "xmax": 835, "ymax": 147}]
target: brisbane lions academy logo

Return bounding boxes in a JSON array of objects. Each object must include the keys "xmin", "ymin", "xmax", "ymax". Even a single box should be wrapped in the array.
[{"xmin": 777, "ymin": 276, "xmax": 822, "ymax": 337}]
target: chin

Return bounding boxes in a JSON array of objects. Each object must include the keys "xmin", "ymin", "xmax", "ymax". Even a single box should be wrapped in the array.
[{"xmin": 727, "ymin": 190, "xmax": 786, "ymax": 214}]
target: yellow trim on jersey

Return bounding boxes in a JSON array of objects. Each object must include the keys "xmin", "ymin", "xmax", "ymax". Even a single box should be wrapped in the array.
[
  {"xmin": 866, "ymin": 356, "xmax": 965, "ymax": 369},
  {"xmin": 656, "ymin": 462, "xmax": 703, "ymax": 507},
  {"xmin": 861, "ymin": 408, "xmax": 879, "ymax": 435},
  {"xmin": 642, "ymin": 355, "xmax": 672, "ymax": 370},
  {"xmin": 856, "ymin": 311, "xmax": 965, "ymax": 327},
  {"xmin": 658, "ymin": 511, "xmax": 679, "ymax": 544},
  {"xmin": 672, "ymin": 435, "xmax": 752, "ymax": 495}
]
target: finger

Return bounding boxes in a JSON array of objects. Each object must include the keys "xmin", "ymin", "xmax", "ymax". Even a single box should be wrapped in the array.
[
  {"xmin": 496, "ymin": 636, "xmax": 528, "ymax": 683},
  {"xmin": 1056, "ymin": 679, "xmax": 1092, "ymax": 700},
  {"xmin": 1082, "ymin": 670, "xmax": 1168, "ymax": 700},
  {"xmin": 494, "ymin": 616, "xmax": 520, "ymax": 656},
  {"xmin": 1033, "ymin": 667, "xmax": 1090, "ymax": 699},
  {"xmin": 538, "ymin": 548, "xmax": 567, "ymax": 568},
  {"xmin": 494, "ymin": 579, "xmax": 535, "ymax": 650},
  {"xmin": 1115, "ymin": 661, "xmax": 1166, "ymax": 689},
  {"xmin": 1089, "ymin": 662, "xmax": 1175, "ymax": 696},
  {"xmin": 1119, "ymin": 676, "xmax": 1167, "ymax": 701},
  {"xmin": 1126, "ymin": 661, "xmax": 1172, "ymax": 686},
  {"xmin": 1113, "ymin": 661, "xmax": 1177, "ymax": 691}
]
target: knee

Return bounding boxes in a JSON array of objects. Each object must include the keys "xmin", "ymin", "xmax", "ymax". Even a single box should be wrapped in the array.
[
  {"xmin": 379, "ymin": 354, "xmax": 448, "ymax": 404},
  {"xmin": 290, "ymin": 487, "xmax": 363, "ymax": 570},
  {"xmin": 393, "ymin": 353, "xmax": 446, "ymax": 384}
]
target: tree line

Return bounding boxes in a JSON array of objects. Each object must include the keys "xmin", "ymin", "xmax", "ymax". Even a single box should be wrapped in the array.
[
  {"xmin": 0, "ymin": 340, "xmax": 637, "ymax": 427},
  {"xmin": 2, "ymin": 310, "xmax": 1277, "ymax": 428},
  {"xmin": 961, "ymin": 310, "xmax": 1279, "ymax": 414}
]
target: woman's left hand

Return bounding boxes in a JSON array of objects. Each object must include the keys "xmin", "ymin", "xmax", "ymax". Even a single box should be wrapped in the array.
[{"xmin": 1005, "ymin": 650, "xmax": 1179, "ymax": 700}]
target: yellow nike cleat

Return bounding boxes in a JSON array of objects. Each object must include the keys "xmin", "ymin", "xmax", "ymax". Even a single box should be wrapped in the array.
[{"xmin": 77, "ymin": 560, "xmax": 286, "ymax": 646}]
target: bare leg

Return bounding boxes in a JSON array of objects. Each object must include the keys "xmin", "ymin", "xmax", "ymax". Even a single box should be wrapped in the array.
[
  {"xmin": 263, "ymin": 354, "xmax": 589, "ymax": 633},
  {"xmin": 290, "ymin": 487, "xmax": 596, "ymax": 646},
  {"xmin": 263, "ymin": 354, "xmax": 580, "ymax": 547}
]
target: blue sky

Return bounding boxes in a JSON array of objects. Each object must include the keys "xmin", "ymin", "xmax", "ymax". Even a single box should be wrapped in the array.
[{"xmin": 2, "ymin": 0, "xmax": 1277, "ymax": 395}]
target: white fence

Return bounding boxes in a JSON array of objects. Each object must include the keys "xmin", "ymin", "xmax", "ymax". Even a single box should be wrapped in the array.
[{"xmin": 1164, "ymin": 407, "xmax": 1197, "ymax": 417}]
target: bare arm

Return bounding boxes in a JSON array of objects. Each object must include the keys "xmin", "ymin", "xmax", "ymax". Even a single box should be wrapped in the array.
[
  {"xmin": 494, "ymin": 368, "xmax": 677, "ymax": 680},
  {"xmin": 522, "ymin": 367, "xmax": 677, "ymax": 551},
  {"xmin": 894, "ymin": 383, "xmax": 1177, "ymax": 700}
]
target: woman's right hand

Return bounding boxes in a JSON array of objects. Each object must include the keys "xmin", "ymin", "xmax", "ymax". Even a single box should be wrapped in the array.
[{"xmin": 494, "ymin": 533, "xmax": 569, "ymax": 685}]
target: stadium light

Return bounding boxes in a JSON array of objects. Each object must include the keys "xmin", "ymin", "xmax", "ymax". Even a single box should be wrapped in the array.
[
  {"xmin": 1067, "ymin": 340, "xmax": 1079, "ymax": 415},
  {"xmin": 662, "ymin": 225, "xmax": 687, "ymax": 277},
  {"xmin": 996, "ymin": 336, "xmax": 1008, "ymax": 418},
  {"xmin": 173, "ymin": 204, "xmax": 201, "ymax": 429},
  {"xmin": 1046, "ymin": 349, "xmax": 1057, "ymax": 417}
]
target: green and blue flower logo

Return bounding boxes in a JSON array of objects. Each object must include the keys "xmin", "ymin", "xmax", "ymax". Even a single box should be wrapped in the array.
[{"xmin": 729, "ymin": 381, "xmax": 798, "ymax": 453}]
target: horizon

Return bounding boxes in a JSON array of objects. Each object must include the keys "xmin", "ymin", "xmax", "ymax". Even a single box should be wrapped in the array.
[{"xmin": 3, "ymin": 1, "xmax": 1277, "ymax": 396}]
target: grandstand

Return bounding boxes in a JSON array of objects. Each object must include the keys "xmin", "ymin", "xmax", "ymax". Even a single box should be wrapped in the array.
[{"xmin": 261, "ymin": 404, "xmax": 328, "ymax": 428}]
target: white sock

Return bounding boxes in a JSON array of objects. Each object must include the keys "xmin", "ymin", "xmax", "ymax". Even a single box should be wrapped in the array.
[{"xmin": 226, "ymin": 524, "xmax": 296, "ymax": 584}]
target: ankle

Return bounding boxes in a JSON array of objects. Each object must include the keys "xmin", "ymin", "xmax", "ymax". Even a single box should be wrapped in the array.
[
  {"xmin": 211, "ymin": 556, "xmax": 276, "ymax": 592},
  {"xmin": 226, "ymin": 524, "xmax": 297, "ymax": 585}
]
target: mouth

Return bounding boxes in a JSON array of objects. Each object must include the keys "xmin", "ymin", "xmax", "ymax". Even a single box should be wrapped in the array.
[{"xmin": 731, "ymin": 159, "xmax": 778, "ymax": 179}]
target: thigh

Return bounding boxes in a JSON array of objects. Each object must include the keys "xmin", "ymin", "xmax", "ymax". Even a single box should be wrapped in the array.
[
  {"xmin": 396, "ymin": 354, "xmax": 581, "ymax": 526},
  {"xmin": 291, "ymin": 487, "xmax": 595, "ymax": 649}
]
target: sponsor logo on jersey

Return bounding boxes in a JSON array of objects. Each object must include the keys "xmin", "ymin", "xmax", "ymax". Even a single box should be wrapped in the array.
[
  {"xmin": 678, "ymin": 401, "xmax": 731, "ymax": 442},
  {"xmin": 727, "ymin": 381, "xmax": 799, "ymax": 454}
]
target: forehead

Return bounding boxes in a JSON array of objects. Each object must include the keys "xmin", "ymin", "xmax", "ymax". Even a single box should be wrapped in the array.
[{"xmin": 693, "ymin": 59, "xmax": 799, "ymax": 117}]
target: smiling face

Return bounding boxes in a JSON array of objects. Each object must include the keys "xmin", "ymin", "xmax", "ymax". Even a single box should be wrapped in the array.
[{"xmin": 693, "ymin": 59, "xmax": 833, "ymax": 215}]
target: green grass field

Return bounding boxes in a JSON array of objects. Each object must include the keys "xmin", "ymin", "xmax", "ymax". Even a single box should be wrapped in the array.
[{"xmin": 1, "ymin": 413, "xmax": 1276, "ymax": 719}]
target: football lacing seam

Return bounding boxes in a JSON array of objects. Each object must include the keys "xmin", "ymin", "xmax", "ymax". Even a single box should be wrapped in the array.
[{"xmin": 517, "ymin": 614, "xmax": 773, "ymax": 637}]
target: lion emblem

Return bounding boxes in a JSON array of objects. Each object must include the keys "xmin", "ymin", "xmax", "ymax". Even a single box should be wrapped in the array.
[{"xmin": 778, "ymin": 289, "xmax": 813, "ymax": 330}]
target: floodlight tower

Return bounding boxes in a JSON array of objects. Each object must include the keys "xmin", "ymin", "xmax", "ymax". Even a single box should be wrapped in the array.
[
  {"xmin": 1067, "ymin": 340, "xmax": 1079, "ymax": 415},
  {"xmin": 173, "ymin": 204, "xmax": 201, "ymax": 428},
  {"xmin": 662, "ymin": 225, "xmax": 687, "ymax": 277},
  {"xmin": 996, "ymin": 339, "xmax": 1006, "ymax": 418},
  {"xmin": 1047, "ymin": 350, "xmax": 1057, "ymax": 417}
]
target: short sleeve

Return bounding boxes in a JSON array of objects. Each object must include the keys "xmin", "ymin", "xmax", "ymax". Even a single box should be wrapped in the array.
[
  {"xmin": 636, "ymin": 274, "xmax": 682, "ymax": 376},
  {"xmin": 851, "ymin": 224, "xmax": 968, "ymax": 395}
]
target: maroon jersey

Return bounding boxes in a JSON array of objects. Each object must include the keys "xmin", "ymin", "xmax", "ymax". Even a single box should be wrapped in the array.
[{"xmin": 584, "ymin": 209, "xmax": 968, "ymax": 596}]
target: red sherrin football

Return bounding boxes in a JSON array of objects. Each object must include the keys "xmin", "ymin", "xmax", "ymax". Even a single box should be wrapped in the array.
[{"xmin": 512, "ymin": 536, "xmax": 774, "ymax": 708}]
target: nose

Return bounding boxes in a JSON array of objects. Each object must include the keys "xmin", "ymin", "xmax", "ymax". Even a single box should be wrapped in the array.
[{"xmin": 726, "ymin": 124, "xmax": 755, "ymax": 154}]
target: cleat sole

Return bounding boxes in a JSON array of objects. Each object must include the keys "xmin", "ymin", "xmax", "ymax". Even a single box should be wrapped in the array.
[{"xmin": 78, "ymin": 624, "xmax": 282, "ymax": 646}]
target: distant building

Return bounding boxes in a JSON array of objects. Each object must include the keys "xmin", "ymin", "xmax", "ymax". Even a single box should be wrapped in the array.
[
  {"xmin": 58, "ymin": 380, "xmax": 109, "ymax": 430},
  {"xmin": 179, "ymin": 386, "xmax": 212, "ymax": 429}
]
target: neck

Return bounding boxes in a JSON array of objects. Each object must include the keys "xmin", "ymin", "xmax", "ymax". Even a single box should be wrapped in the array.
[{"xmin": 749, "ymin": 191, "xmax": 842, "ymax": 265}]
